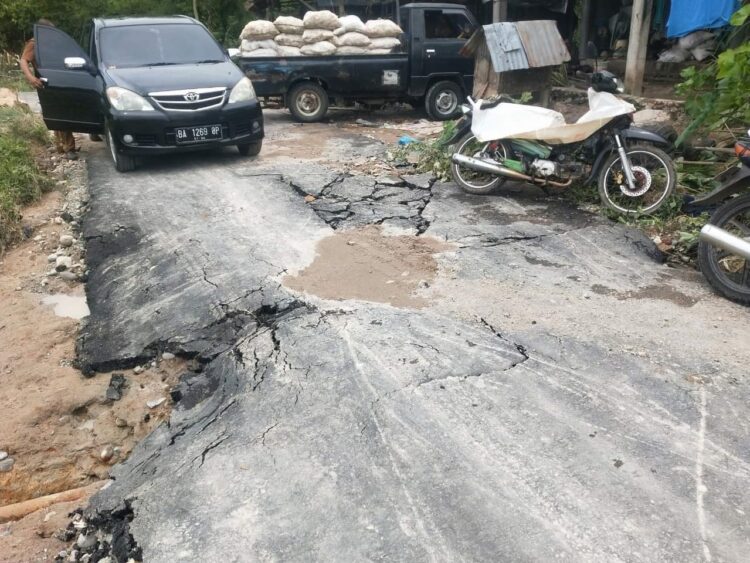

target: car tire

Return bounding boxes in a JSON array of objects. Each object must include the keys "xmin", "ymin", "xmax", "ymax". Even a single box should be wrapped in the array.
[
  {"xmin": 238, "ymin": 140, "xmax": 262, "ymax": 156},
  {"xmin": 105, "ymin": 123, "xmax": 136, "ymax": 173},
  {"xmin": 288, "ymin": 82, "xmax": 329, "ymax": 123},
  {"xmin": 425, "ymin": 80, "xmax": 463, "ymax": 121}
]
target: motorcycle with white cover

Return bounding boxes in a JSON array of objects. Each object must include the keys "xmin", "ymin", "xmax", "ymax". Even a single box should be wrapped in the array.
[{"xmin": 450, "ymin": 71, "xmax": 676, "ymax": 215}]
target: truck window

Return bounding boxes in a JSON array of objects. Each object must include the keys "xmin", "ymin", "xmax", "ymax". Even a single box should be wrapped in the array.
[
  {"xmin": 425, "ymin": 10, "xmax": 475, "ymax": 40},
  {"xmin": 99, "ymin": 24, "xmax": 224, "ymax": 68}
]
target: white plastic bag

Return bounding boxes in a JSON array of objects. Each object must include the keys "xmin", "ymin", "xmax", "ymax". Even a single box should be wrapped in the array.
[
  {"xmin": 303, "ymin": 10, "xmax": 340, "ymax": 31},
  {"xmin": 278, "ymin": 46, "xmax": 302, "ymax": 57},
  {"xmin": 334, "ymin": 15, "xmax": 366, "ymax": 36},
  {"xmin": 242, "ymin": 48, "xmax": 278, "ymax": 57},
  {"xmin": 303, "ymin": 29, "xmax": 334, "ymax": 44},
  {"xmin": 364, "ymin": 19, "xmax": 403, "ymax": 38},
  {"xmin": 678, "ymin": 30, "xmax": 714, "ymax": 50},
  {"xmin": 334, "ymin": 32, "xmax": 370, "ymax": 47},
  {"xmin": 336, "ymin": 46, "xmax": 367, "ymax": 55},
  {"xmin": 369, "ymin": 37, "xmax": 401, "ymax": 50},
  {"xmin": 300, "ymin": 41, "xmax": 337, "ymax": 56},
  {"xmin": 241, "ymin": 39, "xmax": 277, "ymax": 52},
  {"xmin": 275, "ymin": 33, "xmax": 304, "ymax": 47},
  {"xmin": 691, "ymin": 46, "xmax": 713, "ymax": 61},
  {"xmin": 471, "ymin": 100, "xmax": 565, "ymax": 142},
  {"xmin": 240, "ymin": 20, "xmax": 278, "ymax": 40},
  {"xmin": 274, "ymin": 16, "xmax": 303, "ymax": 35}
]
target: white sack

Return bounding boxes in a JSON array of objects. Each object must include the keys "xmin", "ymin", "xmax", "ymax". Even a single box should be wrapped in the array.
[
  {"xmin": 274, "ymin": 16, "xmax": 303, "ymax": 35},
  {"xmin": 275, "ymin": 33, "xmax": 305, "ymax": 47},
  {"xmin": 368, "ymin": 49, "xmax": 393, "ymax": 54},
  {"xmin": 240, "ymin": 20, "xmax": 278, "ymax": 40},
  {"xmin": 242, "ymin": 48, "xmax": 278, "ymax": 57},
  {"xmin": 278, "ymin": 46, "xmax": 302, "ymax": 57},
  {"xmin": 334, "ymin": 32, "xmax": 370, "ymax": 47},
  {"xmin": 364, "ymin": 19, "xmax": 403, "ymax": 38},
  {"xmin": 657, "ymin": 45, "xmax": 689, "ymax": 63},
  {"xmin": 303, "ymin": 10, "xmax": 340, "ymax": 30},
  {"xmin": 335, "ymin": 46, "xmax": 368, "ymax": 55},
  {"xmin": 369, "ymin": 37, "xmax": 401, "ymax": 50},
  {"xmin": 691, "ymin": 46, "xmax": 713, "ymax": 61},
  {"xmin": 470, "ymin": 88, "xmax": 634, "ymax": 145},
  {"xmin": 300, "ymin": 41, "xmax": 337, "ymax": 56},
  {"xmin": 241, "ymin": 39, "xmax": 277, "ymax": 52},
  {"xmin": 678, "ymin": 30, "xmax": 714, "ymax": 50},
  {"xmin": 303, "ymin": 29, "xmax": 334, "ymax": 43},
  {"xmin": 334, "ymin": 15, "xmax": 366, "ymax": 35}
]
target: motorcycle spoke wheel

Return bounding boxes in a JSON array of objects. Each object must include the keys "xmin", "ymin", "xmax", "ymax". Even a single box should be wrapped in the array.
[
  {"xmin": 450, "ymin": 134, "xmax": 506, "ymax": 195},
  {"xmin": 598, "ymin": 146, "xmax": 675, "ymax": 215},
  {"xmin": 698, "ymin": 195, "xmax": 750, "ymax": 305}
]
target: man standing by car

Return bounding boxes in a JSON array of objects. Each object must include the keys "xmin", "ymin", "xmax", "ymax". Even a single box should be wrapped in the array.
[{"xmin": 20, "ymin": 19, "xmax": 78, "ymax": 160}]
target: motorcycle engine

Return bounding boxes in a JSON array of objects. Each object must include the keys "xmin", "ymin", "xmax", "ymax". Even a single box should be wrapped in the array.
[{"xmin": 530, "ymin": 159, "xmax": 559, "ymax": 177}]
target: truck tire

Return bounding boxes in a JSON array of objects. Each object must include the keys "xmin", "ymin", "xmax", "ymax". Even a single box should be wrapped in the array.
[
  {"xmin": 288, "ymin": 82, "xmax": 329, "ymax": 123},
  {"xmin": 425, "ymin": 81, "xmax": 462, "ymax": 121}
]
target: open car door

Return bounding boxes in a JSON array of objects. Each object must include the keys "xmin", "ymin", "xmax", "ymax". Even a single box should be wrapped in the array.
[{"xmin": 33, "ymin": 24, "xmax": 103, "ymax": 134}]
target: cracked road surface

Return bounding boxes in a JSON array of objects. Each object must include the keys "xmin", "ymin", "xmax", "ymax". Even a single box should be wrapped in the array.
[{"xmin": 79, "ymin": 110, "xmax": 750, "ymax": 561}]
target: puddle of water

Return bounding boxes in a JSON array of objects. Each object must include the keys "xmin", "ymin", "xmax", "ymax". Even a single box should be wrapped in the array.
[{"xmin": 41, "ymin": 294, "xmax": 90, "ymax": 319}]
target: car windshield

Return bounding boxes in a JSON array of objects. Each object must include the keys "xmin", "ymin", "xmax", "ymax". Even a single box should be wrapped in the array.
[{"xmin": 100, "ymin": 24, "xmax": 224, "ymax": 68}]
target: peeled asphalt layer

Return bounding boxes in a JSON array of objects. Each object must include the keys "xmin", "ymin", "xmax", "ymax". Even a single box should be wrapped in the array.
[{"xmin": 78, "ymin": 111, "xmax": 750, "ymax": 562}]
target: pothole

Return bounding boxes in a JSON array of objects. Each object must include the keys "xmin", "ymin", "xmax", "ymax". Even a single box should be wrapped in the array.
[{"xmin": 283, "ymin": 226, "xmax": 453, "ymax": 308}]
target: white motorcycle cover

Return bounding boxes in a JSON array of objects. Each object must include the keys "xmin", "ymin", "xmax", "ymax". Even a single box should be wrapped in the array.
[{"xmin": 470, "ymin": 88, "xmax": 636, "ymax": 145}]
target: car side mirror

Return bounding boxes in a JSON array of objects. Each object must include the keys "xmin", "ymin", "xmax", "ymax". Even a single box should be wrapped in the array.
[{"xmin": 64, "ymin": 56, "xmax": 87, "ymax": 70}]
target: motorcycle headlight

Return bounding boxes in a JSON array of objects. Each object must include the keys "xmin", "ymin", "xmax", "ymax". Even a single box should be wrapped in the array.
[
  {"xmin": 106, "ymin": 87, "xmax": 154, "ymax": 111},
  {"xmin": 228, "ymin": 77, "xmax": 256, "ymax": 104}
]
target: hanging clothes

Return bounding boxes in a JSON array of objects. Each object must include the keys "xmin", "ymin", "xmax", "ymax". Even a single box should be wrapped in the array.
[{"xmin": 667, "ymin": 0, "xmax": 740, "ymax": 37}]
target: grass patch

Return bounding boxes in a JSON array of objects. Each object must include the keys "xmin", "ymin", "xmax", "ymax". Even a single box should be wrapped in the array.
[
  {"xmin": 0, "ymin": 104, "xmax": 51, "ymax": 252},
  {"xmin": 0, "ymin": 52, "xmax": 31, "ymax": 92}
]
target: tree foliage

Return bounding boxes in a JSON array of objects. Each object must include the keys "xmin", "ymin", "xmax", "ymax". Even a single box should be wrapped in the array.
[
  {"xmin": 0, "ymin": 0, "xmax": 273, "ymax": 51},
  {"xmin": 676, "ymin": 4, "xmax": 750, "ymax": 143}
]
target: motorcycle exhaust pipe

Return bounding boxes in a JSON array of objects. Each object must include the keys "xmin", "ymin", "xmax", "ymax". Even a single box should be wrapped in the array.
[
  {"xmin": 452, "ymin": 154, "xmax": 573, "ymax": 188},
  {"xmin": 700, "ymin": 224, "xmax": 750, "ymax": 261}
]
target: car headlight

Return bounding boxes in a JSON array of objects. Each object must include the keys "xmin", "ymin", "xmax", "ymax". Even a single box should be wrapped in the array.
[
  {"xmin": 228, "ymin": 77, "xmax": 256, "ymax": 104},
  {"xmin": 106, "ymin": 87, "xmax": 153, "ymax": 111}
]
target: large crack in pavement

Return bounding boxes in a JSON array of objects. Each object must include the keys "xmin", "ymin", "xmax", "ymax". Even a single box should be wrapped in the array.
[{"xmin": 66, "ymin": 137, "xmax": 750, "ymax": 562}]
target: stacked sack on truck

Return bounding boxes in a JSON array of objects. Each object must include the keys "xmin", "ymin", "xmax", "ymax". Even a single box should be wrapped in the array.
[{"xmin": 239, "ymin": 11, "xmax": 403, "ymax": 57}]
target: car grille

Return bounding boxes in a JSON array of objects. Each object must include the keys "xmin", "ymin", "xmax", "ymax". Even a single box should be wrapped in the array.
[
  {"xmin": 148, "ymin": 87, "xmax": 226, "ymax": 111},
  {"xmin": 134, "ymin": 134, "xmax": 157, "ymax": 146}
]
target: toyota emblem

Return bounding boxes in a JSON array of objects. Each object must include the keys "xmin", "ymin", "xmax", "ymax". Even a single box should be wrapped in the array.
[{"xmin": 184, "ymin": 92, "xmax": 199, "ymax": 102}]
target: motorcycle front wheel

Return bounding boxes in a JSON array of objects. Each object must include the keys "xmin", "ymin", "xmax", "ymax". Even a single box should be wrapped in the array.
[
  {"xmin": 450, "ymin": 134, "xmax": 508, "ymax": 195},
  {"xmin": 697, "ymin": 193, "xmax": 750, "ymax": 306},
  {"xmin": 598, "ymin": 144, "xmax": 675, "ymax": 215}
]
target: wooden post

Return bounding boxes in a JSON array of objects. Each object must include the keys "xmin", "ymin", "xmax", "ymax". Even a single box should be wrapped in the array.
[
  {"xmin": 624, "ymin": 0, "xmax": 653, "ymax": 95},
  {"xmin": 578, "ymin": 0, "xmax": 592, "ymax": 60},
  {"xmin": 493, "ymin": 0, "xmax": 508, "ymax": 23}
]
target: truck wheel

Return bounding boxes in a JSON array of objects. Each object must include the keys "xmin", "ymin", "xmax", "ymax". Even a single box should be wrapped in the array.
[
  {"xmin": 425, "ymin": 81, "xmax": 462, "ymax": 121},
  {"xmin": 105, "ymin": 122, "xmax": 136, "ymax": 173},
  {"xmin": 237, "ymin": 140, "xmax": 262, "ymax": 156},
  {"xmin": 288, "ymin": 82, "xmax": 329, "ymax": 123}
]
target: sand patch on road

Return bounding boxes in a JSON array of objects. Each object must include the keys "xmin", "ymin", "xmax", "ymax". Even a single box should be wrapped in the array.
[{"xmin": 283, "ymin": 226, "xmax": 452, "ymax": 308}]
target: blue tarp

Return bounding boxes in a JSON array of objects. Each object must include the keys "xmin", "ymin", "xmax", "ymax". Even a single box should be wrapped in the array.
[{"xmin": 666, "ymin": 0, "xmax": 740, "ymax": 38}]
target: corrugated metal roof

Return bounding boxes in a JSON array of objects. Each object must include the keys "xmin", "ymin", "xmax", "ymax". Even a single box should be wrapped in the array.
[
  {"xmin": 479, "ymin": 20, "xmax": 570, "ymax": 72},
  {"xmin": 483, "ymin": 22, "xmax": 529, "ymax": 72},
  {"xmin": 515, "ymin": 20, "xmax": 570, "ymax": 68}
]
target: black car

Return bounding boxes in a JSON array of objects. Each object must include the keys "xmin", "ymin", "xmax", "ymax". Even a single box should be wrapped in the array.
[{"xmin": 33, "ymin": 16, "xmax": 263, "ymax": 172}]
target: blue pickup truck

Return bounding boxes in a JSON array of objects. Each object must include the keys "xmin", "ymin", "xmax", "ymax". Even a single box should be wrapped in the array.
[{"xmin": 239, "ymin": 3, "xmax": 478, "ymax": 122}]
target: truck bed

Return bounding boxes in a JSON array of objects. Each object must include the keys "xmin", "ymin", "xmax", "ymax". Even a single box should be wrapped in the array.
[{"xmin": 239, "ymin": 53, "xmax": 410, "ymax": 98}]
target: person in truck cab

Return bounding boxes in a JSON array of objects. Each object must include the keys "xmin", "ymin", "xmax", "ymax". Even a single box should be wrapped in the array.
[{"xmin": 20, "ymin": 18, "xmax": 78, "ymax": 160}]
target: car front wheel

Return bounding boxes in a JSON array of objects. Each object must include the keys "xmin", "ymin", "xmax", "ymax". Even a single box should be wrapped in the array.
[
  {"xmin": 105, "ymin": 123, "xmax": 136, "ymax": 173},
  {"xmin": 237, "ymin": 140, "xmax": 262, "ymax": 156}
]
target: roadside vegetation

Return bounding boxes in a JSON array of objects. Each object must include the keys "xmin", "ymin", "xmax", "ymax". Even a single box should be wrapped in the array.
[{"xmin": 0, "ymin": 104, "xmax": 51, "ymax": 252}]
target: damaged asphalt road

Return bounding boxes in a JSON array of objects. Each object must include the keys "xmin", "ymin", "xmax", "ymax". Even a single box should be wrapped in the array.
[{"xmin": 77, "ymin": 111, "xmax": 750, "ymax": 561}]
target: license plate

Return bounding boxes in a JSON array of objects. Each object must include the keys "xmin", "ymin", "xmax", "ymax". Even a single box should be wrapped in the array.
[{"xmin": 175, "ymin": 124, "xmax": 222, "ymax": 144}]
